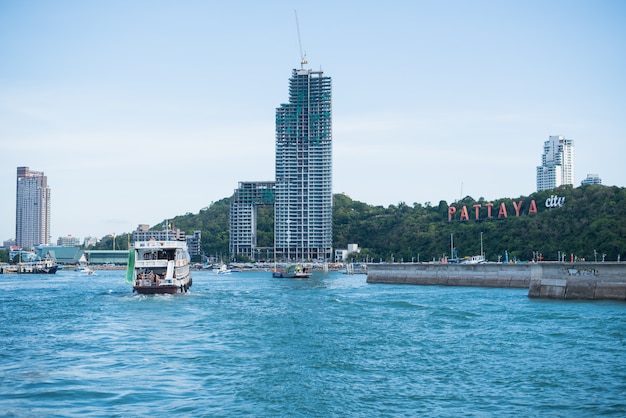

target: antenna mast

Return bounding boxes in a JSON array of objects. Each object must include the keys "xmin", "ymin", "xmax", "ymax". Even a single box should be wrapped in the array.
[{"xmin": 294, "ymin": 10, "xmax": 307, "ymax": 69}]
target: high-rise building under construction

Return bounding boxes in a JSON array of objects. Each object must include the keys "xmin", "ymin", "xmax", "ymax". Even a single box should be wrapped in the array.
[
  {"xmin": 229, "ymin": 65, "xmax": 333, "ymax": 262},
  {"xmin": 274, "ymin": 67, "xmax": 333, "ymax": 261}
]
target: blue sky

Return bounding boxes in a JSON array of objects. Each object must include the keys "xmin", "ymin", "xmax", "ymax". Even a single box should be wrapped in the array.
[{"xmin": 1, "ymin": 0, "xmax": 625, "ymax": 242}]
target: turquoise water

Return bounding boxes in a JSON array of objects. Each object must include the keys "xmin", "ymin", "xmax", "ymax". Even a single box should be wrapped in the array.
[{"xmin": 1, "ymin": 269, "xmax": 625, "ymax": 417}]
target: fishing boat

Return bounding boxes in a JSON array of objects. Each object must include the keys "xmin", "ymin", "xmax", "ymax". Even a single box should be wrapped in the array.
[
  {"xmin": 126, "ymin": 238, "xmax": 192, "ymax": 294},
  {"xmin": 272, "ymin": 264, "xmax": 311, "ymax": 279}
]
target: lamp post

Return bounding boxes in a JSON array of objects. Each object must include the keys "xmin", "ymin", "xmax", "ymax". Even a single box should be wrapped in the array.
[
  {"xmin": 480, "ymin": 232, "xmax": 484, "ymax": 257},
  {"xmin": 450, "ymin": 234, "xmax": 454, "ymax": 261}
]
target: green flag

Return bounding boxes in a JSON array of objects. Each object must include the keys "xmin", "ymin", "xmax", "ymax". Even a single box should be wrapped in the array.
[{"xmin": 125, "ymin": 249, "xmax": 135, "ymax": 284}]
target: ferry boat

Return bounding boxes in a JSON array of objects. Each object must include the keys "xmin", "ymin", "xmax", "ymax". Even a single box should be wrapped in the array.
[
  {"xmin": 272, "ymin": 264, "xmax": 311, "ymax": 279},
  {"xmin": 0, "ymin": 256, "xmax": 59, "ymax": 274},
  {"xmin": 127, "ymin": 239, "xmax": 192, "ymax": 294}
]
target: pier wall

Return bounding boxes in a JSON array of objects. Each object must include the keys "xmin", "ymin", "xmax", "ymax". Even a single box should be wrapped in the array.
[{"xmin": 366, "ymin": 262, "xmax": 626, "ymax": 301}]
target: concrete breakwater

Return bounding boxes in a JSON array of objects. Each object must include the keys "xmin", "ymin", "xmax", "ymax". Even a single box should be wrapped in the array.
[{"xmin": 366, "ymin": 262, "xmax": 626, "ymax": 301}]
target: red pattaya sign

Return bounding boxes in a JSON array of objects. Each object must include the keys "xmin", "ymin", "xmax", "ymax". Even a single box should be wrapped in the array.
[{"xmin": 447, "ymin": 195, "xmax": 564, "ymax": 222}]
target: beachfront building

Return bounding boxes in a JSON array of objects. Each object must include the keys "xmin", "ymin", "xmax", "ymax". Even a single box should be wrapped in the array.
[
  {"xmin": 15, "ymin": 166, "xmax": 51, "ymax": 248},
  {"xmin": 274, "ymin": 65, "xmax": 333, "ymax": 261},
  {"xmin": 536, "ymin": 135, "xmax": 575, "ymax": 192}
]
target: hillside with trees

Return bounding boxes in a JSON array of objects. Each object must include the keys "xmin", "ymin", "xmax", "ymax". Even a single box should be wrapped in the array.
[
  {"xmin": 141, "ymin": 184, "xmax": 626, "ymax": 263},
  {"xmin": 333, "ymin": 185, "xmax": 626, "ymax": 263}
]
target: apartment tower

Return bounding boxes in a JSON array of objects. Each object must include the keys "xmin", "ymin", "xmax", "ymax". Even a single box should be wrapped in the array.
[
  {"xmin": 536, "ymin": 135, "xmax": 575, "ymax": 191},
  {"xmin": 274, "ymin": 66, "xmax": 333, "ymax": 261},
  {"xmin": 16, "ymin": 166, "xmax": 51, "ymax": 248}
]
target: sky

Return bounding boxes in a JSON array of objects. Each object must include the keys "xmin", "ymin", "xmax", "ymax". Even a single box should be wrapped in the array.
[{"xmin": 1, "ymin": 0, "xmax": 625, "ymax": 242}]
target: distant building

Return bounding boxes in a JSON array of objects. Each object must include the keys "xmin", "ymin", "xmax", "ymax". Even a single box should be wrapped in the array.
[
  {"xmin": 536, "ymin": 135, "xmax": 575, "ymax": 191},
  {"xmin": 57, "ymin": 235, "xmax": 80, "ymax": 247},
  {"xmin": 581, "ymin": 173, "xmax": 602, "ymax": 186},
  {"xmin": 335, "ymin": 244, "xmax": 361, "ymax": 263},
  {"xmin": 15, "ymin": 166, "xmax": 51, "ymax": 248},
  {"xmin": 186, "ymin": 230, "xmax": 202, "ymax": 257}
]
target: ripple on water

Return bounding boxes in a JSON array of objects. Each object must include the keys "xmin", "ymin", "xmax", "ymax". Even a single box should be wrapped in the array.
[{"xmin": 0, "ymin": 270, "xmax": 625, "ymax": 416}]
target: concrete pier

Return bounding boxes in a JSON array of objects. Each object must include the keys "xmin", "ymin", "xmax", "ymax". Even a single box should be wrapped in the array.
[{"xmin": 366, "ymin": 262, "xmax": 626, "ymax": 301}]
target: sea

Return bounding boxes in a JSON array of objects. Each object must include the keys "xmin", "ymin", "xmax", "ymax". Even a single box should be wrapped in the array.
[{"xmin": 1, "ymin": 269, "xmax": 625, "ymax": 417}]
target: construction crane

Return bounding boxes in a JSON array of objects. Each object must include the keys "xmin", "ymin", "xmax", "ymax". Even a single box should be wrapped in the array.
[{"xmin": 294, "ymin": 10, "xmax": 308, "ymax": 68}]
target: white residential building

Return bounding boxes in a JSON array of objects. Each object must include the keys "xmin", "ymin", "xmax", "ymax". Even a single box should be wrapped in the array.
[
  {"xmin": 15, "ymin": 166, "xmax": 51, "ymax": 248},
  {"xmin": 536, "ymin": 135, "xmax": 575, "ymax": 191}
]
